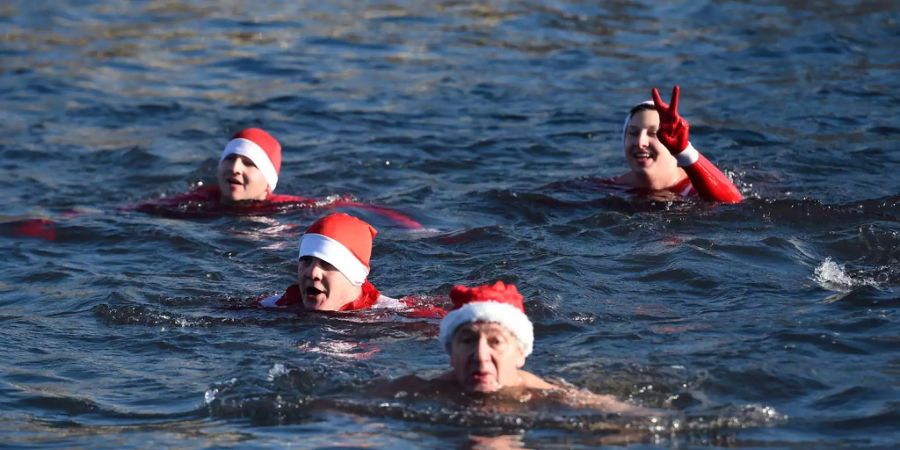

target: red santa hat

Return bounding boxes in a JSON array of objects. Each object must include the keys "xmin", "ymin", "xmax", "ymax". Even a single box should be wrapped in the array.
[
  {"xmin": 219, "ymin": 128, "xmax": 282, "ymax": 191},
  {"xmin": 297, "ymin": 213, "xmax": 376, "ymax": 286},
  {"xmin": 438, "ymin": 281, "xmax": 534, "ymax": 357}
]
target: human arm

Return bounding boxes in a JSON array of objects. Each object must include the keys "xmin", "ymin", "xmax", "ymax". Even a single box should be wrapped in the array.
[
  {"xmin": 652, "ymin": 86, "xmax": 743, "ymax": 204},
  {"xmin": 332, "ymin": 200, "xmax": 424, "ymax": 230},
  {"xmin": 561, "ymin": 388, "xmax": 657, "ymax": 415}
]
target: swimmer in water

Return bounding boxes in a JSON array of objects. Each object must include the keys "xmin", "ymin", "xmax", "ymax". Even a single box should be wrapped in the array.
[
  {"xmin": 258, "ymin": 212, "xmax": 397, "ymax": 311},
  {"xmin": 135, "ymin": 128, "xmax": 325, "ymax": 207},
  {"xmin": 435, "ymin": 281, "xmax": 555, "ymax": 393},
  {"xmin": 609, "ymin": 86, "xmax": 743, "ymax": 203},
  {"xmin": 216, "ymin": 128, "xmax": 284, "ymax": 204},
  {"xmin": 9, "ymin": 128, "xmax": 313, "ymax": 238},
  {"xmin": 130, "ymin": 128, "xmax": 422, "ymax": 228},
  {"xmin": 384, "ymin": 282, "xmax": 648, "ymax": 413}
]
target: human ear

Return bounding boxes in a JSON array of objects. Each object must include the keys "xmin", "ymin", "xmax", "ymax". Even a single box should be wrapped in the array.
[{"xmin": 515, "ymin": 346, "xmax": 526, "ymax": 368}]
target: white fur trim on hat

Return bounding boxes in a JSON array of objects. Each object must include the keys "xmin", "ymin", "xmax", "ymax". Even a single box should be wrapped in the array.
[
  {"xmin": 220, "ymin": 138, "xmax": 279, "ymax": 191},
  {"xmin": 298, "ymin": 233, "xmax": 369, "ymax": 286},
  {"xmin": 439, "ymin": 301, "xmax": 534, "ymax": 357}
]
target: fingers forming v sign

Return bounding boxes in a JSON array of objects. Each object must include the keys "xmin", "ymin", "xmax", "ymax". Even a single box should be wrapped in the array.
[{"xmin": 651, "ymin": 85, "xmax": 690, "ymax": 154}]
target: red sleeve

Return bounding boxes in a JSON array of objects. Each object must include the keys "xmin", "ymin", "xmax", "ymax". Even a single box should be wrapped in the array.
[
  {"xmin": 682, "ymin": 153, "xmax": 743, "ymax": 204},
  {"xmin": 332, "ymin": 201, "xmax": 424, "ymax": 230},
  {"xmin": 399, "ymin": 296, "xmax": 448, "ymax": 319},
  {"xmin": 266, "ymin": 193, "xmax": 317, "ymax": 205},
  {"xmin": 8, "ymin": 218, "xmax": 57, "ymax": 241}
]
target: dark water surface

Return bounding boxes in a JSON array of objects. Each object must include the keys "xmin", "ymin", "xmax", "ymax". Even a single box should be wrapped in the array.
[{"xmin": 2, "ymin": 1, "xmax": 899, "ymax": 448}]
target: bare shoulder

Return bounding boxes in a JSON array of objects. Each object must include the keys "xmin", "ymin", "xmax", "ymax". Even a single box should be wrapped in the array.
[
  {"xmin": 562, "ymin": 388, "xmax": 660, "ymax": 415},
  {"xmin": 518, "ymin": 370, "xmax": 559, "ymax": 390}
]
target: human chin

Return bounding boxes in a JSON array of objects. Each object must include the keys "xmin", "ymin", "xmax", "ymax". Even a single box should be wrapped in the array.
[
  {"xmin": 217, "ymin": 179, "xmax": 245, "ymax": 202},
  {"xmin": 470, "ymin": 377, "xmax": 500, "ymax": 393},
  {"xmin": 628, "ymin": 156, "xmax": 654, "ymax": 174}
]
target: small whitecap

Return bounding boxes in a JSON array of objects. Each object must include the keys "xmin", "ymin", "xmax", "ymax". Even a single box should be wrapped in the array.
[
  {"xmin": 204, "ymin": 388, "xmax": 218, "ymax": 404},
  {"xmin": 813, "ymin": 257, "xmax": 877, "ymax": 291},
  {"xmin": 267, "ymin": 363, "xmax": 288, "ymax": 381}
]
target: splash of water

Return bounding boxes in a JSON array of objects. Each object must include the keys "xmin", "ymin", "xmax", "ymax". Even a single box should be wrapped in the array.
[{"xmin": 813, "ymin": 257, "xmax": 878, "ymax": 291}]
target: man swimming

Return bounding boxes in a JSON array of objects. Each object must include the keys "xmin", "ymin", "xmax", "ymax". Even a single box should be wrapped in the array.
[{"xmin": 383, "ymin": 281, "xmax": 648, "ymax": 413}]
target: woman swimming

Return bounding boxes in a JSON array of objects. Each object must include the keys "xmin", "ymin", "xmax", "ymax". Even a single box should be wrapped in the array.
[{"xmin": 610, "ymin": 86, "xmax": 743, "ymax": 203}]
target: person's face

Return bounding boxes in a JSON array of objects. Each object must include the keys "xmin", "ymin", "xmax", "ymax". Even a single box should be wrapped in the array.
[
  {"xmin": 217, "ymin": 154, "xmax": 270, "ymax": 203},
  {"xmin": 623, "ymin": 109, "xmax": 678, "ymax": 176},
  {"xmin": 450, "ymin": 322, "xmax": 526, "ymax": 393},
  {"xmin": 297, "ymin": 256, "xmax": 362, "ymax": 311}
]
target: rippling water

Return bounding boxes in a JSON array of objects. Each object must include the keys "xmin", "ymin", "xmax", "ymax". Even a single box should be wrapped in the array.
[{"xmin": 2, "ymin": 1, "xmax": 898, "ymax": 448}]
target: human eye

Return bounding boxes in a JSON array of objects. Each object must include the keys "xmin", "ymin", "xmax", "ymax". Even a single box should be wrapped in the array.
[
  {"xmin": 456, "ymin": 330, "xmax": 476, "ymax": 345},
  {"xmin": 299, "ymin": 256, "xmax": 313, "ymax": 265},
  {"xmin": 240, "ymin": 156, "xmax": 257, "ymax": 167}
]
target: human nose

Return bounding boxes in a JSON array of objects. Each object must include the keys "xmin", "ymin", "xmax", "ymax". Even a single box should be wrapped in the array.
[
  {"xmin": 638, "ymin": 130, "xmax": 651, "ymax": 147},
  {"xmin": 228, "ymin": 157, "xmax": 246, "ymax": 173},
  {"xmin": 472, "ymin": 336, "xmax": 491, "ymax": 364},
  {"xmin": 302, "ymin": 260, "xmax": 324, "ymax": 280}
]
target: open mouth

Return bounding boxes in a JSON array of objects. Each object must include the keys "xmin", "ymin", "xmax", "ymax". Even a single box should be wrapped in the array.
[
  {"xmin": 228, "ymin": 177, "xmax": 243, "ymax": 186},
  {"xmin": 305, "ymin": 286, "xmax": 325, "ymax": 296}
]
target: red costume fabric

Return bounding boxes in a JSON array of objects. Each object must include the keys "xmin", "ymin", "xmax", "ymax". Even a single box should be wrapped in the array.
[
  {"xmin": 680, "ymin": 153, "xmax": 743, "ymax": 204},
  {"xmin": 601, "ymin": 176, "xmax": 695, "ymax": 198},
  {"xmin": 259, "ymin": 281, "xmax": 383, "ymax": 311},
  {"xmin": 257, "ymin": 282, "xmax": 447, "ymax": 318},
  {"xmin": 128, "ymin": 185, "xmax": 320, "ymax": 217},
  {"xmin": 129, "ymin": 185, "xmax": 424, "ymax": 227},
  {"xmin": 7, "ymin": 218, "xmax": 57, "ymax": 241},
  {"xmin": 601, "ymin": 165, "xmax": 740, "ymax": 203},
  {"xmin": 649, "ymin": 86, "xmax": 742, "ymax": 204}
]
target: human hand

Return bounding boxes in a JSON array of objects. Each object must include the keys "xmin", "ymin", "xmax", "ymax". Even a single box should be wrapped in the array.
[{"xmin": 651, "ymin": 85, "xmax": 690, "ymax": 154}]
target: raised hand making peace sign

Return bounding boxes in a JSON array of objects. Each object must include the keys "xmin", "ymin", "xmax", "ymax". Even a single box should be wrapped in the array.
[{"xmin": 651, "ymin": 85, "xmax": 690, "ymax": 154}]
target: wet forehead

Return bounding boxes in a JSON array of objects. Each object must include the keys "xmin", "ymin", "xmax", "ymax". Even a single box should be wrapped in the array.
[
  {"xmin": 628, "ymin": 109, "xmax": 660, "ymax": 129},
  {"xmin": 454, "ymin": 321, "xmax": 514, "ymax": 339}
]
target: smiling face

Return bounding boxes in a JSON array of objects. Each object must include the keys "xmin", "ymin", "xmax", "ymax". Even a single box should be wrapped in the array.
[
  {"xmin": 450, "ymin": 321, "xmax": 526, "ymax": 393},
  {"xmin": 297, "ymin": 256, "xmax": 363, "ymax": 311},
  {"xmin": 623, "ymin": 108, "xmax": 680, "ymax": 179},
  {"xmin": 216, "ymin": 154, "xmax": 270, "ymax": 204}
]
